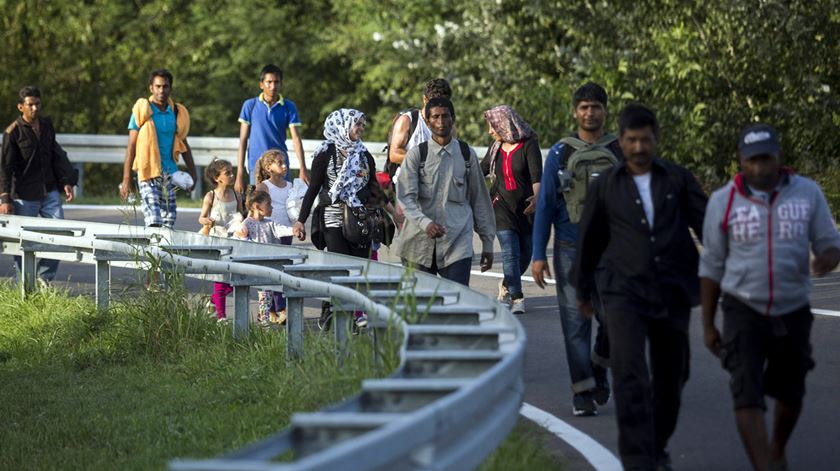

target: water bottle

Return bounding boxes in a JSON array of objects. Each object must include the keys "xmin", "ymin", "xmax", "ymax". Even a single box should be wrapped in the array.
[{"xmin": 118, "ymin": 183, "xmax": 136, "ymax": 204}]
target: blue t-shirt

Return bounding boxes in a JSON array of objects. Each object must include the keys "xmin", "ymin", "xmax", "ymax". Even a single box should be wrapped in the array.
[
  {"xmin": 128, "ymin": 102, "xmax": 178, "ymax": 175},
  {"xmin": 239, "ymin": 94, "xmax": 301, "ymax": 179}
]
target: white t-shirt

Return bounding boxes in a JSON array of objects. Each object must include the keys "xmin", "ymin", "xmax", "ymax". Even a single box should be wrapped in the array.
[
  {"xmin": 264, "ymin": 180, "xmax": 293, "ymax": 227},
  {"xmin": 632, "ymin": 172, "xmax": 654, "ymax": 229},
  {"xmin": 393, "ymin": 112, "xmax": 431, "ymax": 184}
]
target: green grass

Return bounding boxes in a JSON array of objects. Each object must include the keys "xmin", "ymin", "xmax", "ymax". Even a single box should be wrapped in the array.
[
  {"xmin": 0, "ymin": 276, "xmax": 562, "ymax": 470},
  {"xmin": 480, "ymin": 419, "xmax": 564, "ymax": 471},
  {"xmin": 0, "ymin": 279, "xmax": 391, "ymax": 470}
]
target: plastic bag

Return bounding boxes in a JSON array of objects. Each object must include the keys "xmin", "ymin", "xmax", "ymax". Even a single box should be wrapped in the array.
[{"xmin": 286, "ymin": 178, "xmax": 308, "ymax": 223}]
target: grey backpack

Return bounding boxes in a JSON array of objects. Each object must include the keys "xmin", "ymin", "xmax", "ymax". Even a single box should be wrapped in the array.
[{"xmin": 559, "ymin": 134, "xmax": 619, "ymax": 223}]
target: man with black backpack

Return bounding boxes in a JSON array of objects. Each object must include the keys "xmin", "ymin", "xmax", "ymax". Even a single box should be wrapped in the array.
[
  {"xmin": 396, "ymin": 97, "xmax": 495, "ymax": 286},
  {"xmin": 531, "ymin": 82, "xmax": 621, "ymax": 417}
]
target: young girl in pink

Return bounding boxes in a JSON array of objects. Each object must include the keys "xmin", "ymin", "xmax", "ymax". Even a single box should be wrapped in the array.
[{"xmin": 198, "ymin": 159, "xmax": 243, "ymax": 320}]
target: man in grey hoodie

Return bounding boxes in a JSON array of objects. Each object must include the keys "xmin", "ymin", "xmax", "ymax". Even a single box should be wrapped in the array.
[{"xmin": 699, "ymin": 123, "xmax": 840, "ymax": 471}]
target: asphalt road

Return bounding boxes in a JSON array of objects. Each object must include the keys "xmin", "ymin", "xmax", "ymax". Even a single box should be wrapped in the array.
[{"xmin": 3, "ymin": 206, "xmax": 839, "ymax": 470}]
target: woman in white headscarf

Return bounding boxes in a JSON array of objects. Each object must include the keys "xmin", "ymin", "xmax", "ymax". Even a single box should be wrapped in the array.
[{"xmin": 293, "ymin": 108, "xmax": 385, "ymax": 329}]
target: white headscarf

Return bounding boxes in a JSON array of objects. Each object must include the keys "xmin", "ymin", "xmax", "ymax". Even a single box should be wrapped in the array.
[{"xmin": 314, "ymin": 108, "xmax": 369, "ymax": 207}]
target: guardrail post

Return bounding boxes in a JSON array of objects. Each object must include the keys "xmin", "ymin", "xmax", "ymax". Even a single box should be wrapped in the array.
[
  {"xmin": 334, "ymin": 307, "xmax": 350, "ymax": 360},
  {"xmin": 74, "ymin": 163, "xmax": 84, "ymax": 198},
  {"xmin": 232, "ymin": 285, "xmax": 250, "ymax": 339},
  {"xmin": 95, "ymin": 259, "xmax": 110, "ymax": 311},
  {"xmin": 286, "ymin": 295, "xmax": 304, "ymax": 360},
  {"xmin": 20, "ymin": 249, "xmax": 36, "ymax": 298},
  {"xmin": 192, "ymin": 166, "xmax": 203, "ymax": 200}
]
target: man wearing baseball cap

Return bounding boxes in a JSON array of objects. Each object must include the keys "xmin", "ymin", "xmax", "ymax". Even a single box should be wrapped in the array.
[{"xmin": 699, "ymin": 123, "xmax": 840, "ymax": 470}]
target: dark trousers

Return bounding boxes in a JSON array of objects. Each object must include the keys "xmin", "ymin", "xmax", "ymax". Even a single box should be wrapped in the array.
[
  {"xmin": 415, "ymin": 254, "xmax": 472, "ymax": 286},
  {"xmin": 321, "ymin": 228, "xmax": 371, "ymax": 318},
  {"xmin": 604, "ymin": 295, "xmax": 691, "ymax": 470}
]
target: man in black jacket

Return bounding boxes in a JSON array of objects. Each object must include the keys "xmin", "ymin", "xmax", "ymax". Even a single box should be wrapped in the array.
[
  {"xmin": 0, "ymin": 86, "xmax": 77, "ymax": 282},
  {"xmin": 573, "ymin": 104, "xmax": 707, "ymax": 470}
]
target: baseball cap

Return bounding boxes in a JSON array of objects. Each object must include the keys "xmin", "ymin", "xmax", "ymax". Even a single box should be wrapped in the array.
[
  {"xmin": 738, "ymin": 123, "xmax": 780, "ymax": 160},
  {"xmin": 170, "ymin": 171, "xmax": 194, "ymax": 191}
]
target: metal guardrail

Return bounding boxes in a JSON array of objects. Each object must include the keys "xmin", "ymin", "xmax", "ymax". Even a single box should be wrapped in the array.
[
  {"xmin": 45, "ymin": 134, "xmax": 496, "ymax": 198},
  {"xmin": 0, "ymin": 214, "xmax": 526, "ymax": 471}
]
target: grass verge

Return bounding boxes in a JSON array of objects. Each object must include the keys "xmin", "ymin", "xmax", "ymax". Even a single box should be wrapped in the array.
[{"xmin": 0, "ymin": 278, "xmax": 561, "ymax": 470}]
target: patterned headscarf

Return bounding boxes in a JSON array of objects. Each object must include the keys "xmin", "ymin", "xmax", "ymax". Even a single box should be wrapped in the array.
[
  {"xmin": 484, "ymin": 105, "xmax": 535, "ymax": 163},
  {"xmin": 484, "ymin": 105, "xmax": 536, "ymax": 178},
  {"xmin": 484, "ymin": 105, "xmax": 535, "ymax": 144},
  {"xmin": 314, "ymin": 109, "xmax": 369, "ymax": 207}
]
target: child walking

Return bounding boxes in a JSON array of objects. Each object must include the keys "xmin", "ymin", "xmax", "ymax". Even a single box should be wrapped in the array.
[
  {"xmin": 236, "ymin": 190, "xmax": 294, "ymax": 327},
  {"xmin": 198, "ymin": 159, "xmax": 243, "ymax": 321},
  {"xmin": 254, "ymin": 150, "xmax": 295, "ymax": 325}
]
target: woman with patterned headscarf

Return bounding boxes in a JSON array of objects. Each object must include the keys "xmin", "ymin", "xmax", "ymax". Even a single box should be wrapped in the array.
[
  {"xmin": 480, "ymin": 105, "xmax": 543, "ymax": 314},
  {"xmin": 293, "ymin": 108, "xmax": 385, "ymax": 329}
]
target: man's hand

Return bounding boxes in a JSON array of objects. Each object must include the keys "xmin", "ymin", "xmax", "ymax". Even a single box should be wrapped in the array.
[
  {"xmin": 812, "ymin": 247, "xmax": 840, "ymax": 277},
  {"xmin": 0, "ymin": 202, "xmax": 13, "ymax": 215},
  {"xmin": 577, "ymin": 298, "xmax": 595, "ymax": 319},
  {"xmin": 703, "ymin": 324, "xmax": 723, "ymax": 358},
  {"xmin": 63, "ymin": 185, "xmax": 74, "ymax": 203},
  {"xmin": 234, "ymin": 172, "xmax": 247, "ymax": 195},
  {"xmin": 531, "ymin": 259, "xmax": 551, "ymax": 289},
  {"xmin": 425, "ymin": 221, "xmax": 446, "ymax": 238},
  {"xmin": 187, "ymin": 171, "xmax": 197, "ymax": 193},
  {"xmin": 480, "ymin": 252, "xmax": 493, "ymax": 272},
  {"xmin": 119, "ymin": 178, "xmax": 132, "ymax": 201},
  {"xmin": 523, "ymin": 195, "xmax": 537, "ymax": 215},
  {"xmin": 299, "ymin": 167, "xmax": 310, "ymax": 186},
  {"xmin": 292, "ymin": 221, "xmax": 306, "ymax": 241}
]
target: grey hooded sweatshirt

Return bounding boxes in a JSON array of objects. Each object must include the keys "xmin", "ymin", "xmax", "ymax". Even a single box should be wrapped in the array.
[{"xmin": 699, "ymin": 170, "xmax": 840, "ymax": 316}]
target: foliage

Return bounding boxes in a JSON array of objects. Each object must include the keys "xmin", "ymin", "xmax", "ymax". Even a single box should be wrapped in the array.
[{"xmin": 0, "ymin": 0, "xmax": 838, "ymax": 193}]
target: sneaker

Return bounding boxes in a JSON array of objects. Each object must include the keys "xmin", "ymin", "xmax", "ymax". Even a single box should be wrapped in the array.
[
  {"xmin": 216, "ymin": 317, "xmax": 230, "ymax": 324},
  {"xmin": 592, "ymin": 365, "xmax": 611, "ymax": 406},
  {"xmin": 497, "ymin": 279, "xmax": 509, "ymax": 302},
  {"xmin": 355, "ymin": 313, "xmax": 369, "ymax": 328},
  {"xmin": 258, "ymin": 318, "xmax": 272, "ymax": 328},
  {"xmin": 500, "ymin": 293, "xmax": 513, "ymax": 310},
  {"xmin": 511, "ymin": 297, "xmax": 526, "ymax": 315},
  {"xmin": 572, "ymin": 391, "xmax": 597, "ymax": 416},
  {"xmin": 205, "ymin": 299, "xmax": 216, "ymax": 316}
]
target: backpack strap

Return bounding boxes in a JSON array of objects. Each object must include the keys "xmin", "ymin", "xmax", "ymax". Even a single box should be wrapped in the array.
[{"xmin": 408, "ymin": 109, "xmax": 419, "ymax": 139}]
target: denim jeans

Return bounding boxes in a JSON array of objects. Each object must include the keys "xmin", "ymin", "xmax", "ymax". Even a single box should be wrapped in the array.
[
  {"xmin": 496, "ymin": 229, "xmax": 532, "ymax": 297},
  {"xmin": 13, "ymin": 190, "xmax": 64, "ymax": 281},
  {"xmin": 553, "ymin": 241, "xmax": 609, "ymax": 392}
]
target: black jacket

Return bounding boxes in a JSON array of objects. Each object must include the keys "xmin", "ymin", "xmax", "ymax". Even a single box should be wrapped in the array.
[
  {"xmin": 573, "ymin": 158, "xmax": 707, "ymax": 309},
  {"xmin": 1, "ymin": 117, "xmax": 77, "ymax": 201}
]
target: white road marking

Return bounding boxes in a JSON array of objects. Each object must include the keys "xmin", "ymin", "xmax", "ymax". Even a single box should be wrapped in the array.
[
  {"xmin": 68, "ymin": 204, "xmax": 201, "ymax": 213},
  {"xmin": 470, "ymin": 270, "xmax": 556, "ymax": 285},
  {"xmin": 813, "ymin": 309, "xmax": 840, "ymax": 317},
  {"xmin": 520, "ymin": 402, "xmax": 621, "ymax": 471}
]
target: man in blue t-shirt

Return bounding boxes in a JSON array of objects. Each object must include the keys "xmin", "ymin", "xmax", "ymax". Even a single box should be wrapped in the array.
[
  {"xmin": 235, "ymin": 64, "xmax": 308, "ymax": 191},
  {"xmin": 120, "ymin": 69, "xmax": 196, "ymax": 228},
  {"xmin": 531, "ymin": 82, "xmax": 622, "ymax": 417}
]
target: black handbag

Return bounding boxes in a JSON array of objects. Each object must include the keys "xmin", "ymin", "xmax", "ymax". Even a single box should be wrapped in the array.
[{"xmin": 342, "ymin": 204, "xmax": 385, "ymax": 246}]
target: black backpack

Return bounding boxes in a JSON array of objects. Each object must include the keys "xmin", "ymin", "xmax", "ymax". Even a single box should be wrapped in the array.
[{"xmin": 417, "ymin": 139, "xmax": 472, "ymax": 179}]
